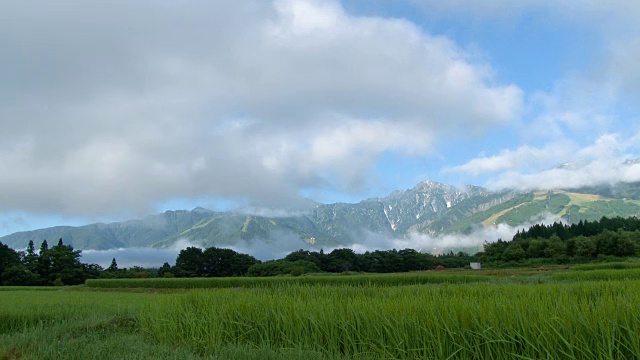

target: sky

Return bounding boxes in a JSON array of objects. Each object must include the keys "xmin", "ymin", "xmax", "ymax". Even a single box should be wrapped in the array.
[{"xmin": 2, "ymin": 0, "xmax": 640, "ymax": 237}]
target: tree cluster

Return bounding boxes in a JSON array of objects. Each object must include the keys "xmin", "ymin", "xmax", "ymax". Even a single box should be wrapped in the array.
[
  {"xmin": 513, "ymin": 216, "xmax": 640, "ymax": 241},
  {"xmin": 170, "ymin": 247, "xmax": 474, "ymax": 277},
  {"xmin": 0, "ymin": 239, "xmax": 100, "ymax": 286},
  {"xmin": 170, "ymin": 247, "xmax": 260, "ymax": 277},
  {"xmin": 483, "ymin": 216, "xmax": 640, "ymax": 264}
]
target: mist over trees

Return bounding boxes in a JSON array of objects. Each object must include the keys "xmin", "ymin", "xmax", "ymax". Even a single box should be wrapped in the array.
[{"xmin": 3, "ymin": 216, "xmax": 640, "ymax": 285}]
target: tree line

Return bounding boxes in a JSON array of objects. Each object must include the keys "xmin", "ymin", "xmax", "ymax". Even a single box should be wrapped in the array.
[
  {"xmin": 482, "ymin": 216, "xmax": 640, "ymax": 264},
  {"xmin": 3, "ymin": 216, "xmax": 640, "ymax": 285},
  {"xmin": 0, "ymin": 239, "xmax": 100, "ymax": 286},
  {"xmin": 165, "ymin": 247, "xmax": 475, "ymax": 278},
  {"xmin": 0, "ymin": 238, "xmax": 474, "ymax": 285}
]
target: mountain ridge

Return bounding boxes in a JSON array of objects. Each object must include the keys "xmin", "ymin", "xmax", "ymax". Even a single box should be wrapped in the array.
[{"xmin": 2, "ymin": 180, "xmax": 640, "ymax": 251}]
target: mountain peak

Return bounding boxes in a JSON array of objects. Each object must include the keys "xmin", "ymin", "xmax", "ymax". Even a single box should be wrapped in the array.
[
  {"xmin": 192, "ymin": 206, "xmax": 213, "ymax": 213},
  {"xmin": 412, "ymin": 180, "xmax": 458, "ymax": 192}
]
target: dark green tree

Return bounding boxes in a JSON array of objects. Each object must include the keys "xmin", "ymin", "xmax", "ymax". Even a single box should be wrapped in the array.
[
  {"xmin": 23, "ymin": 240, "xmax": 39, "ymax": 272},
  {"xmin": 36, "ymin": 240, "xmax": 52, "ymax": 282},
  {"xmin": 501, "ymin": 242, "xmax": 526, "ymax": 262},
  {"xmin": 175, "ymin": 247, "xmax": 204, "ymax": 277},
  {"xmin": 202, "ymin": 247, "xmax": 258, "ymax": 277},
  {"xmin": 2, "ymin": 265, "xmax": 40, "ymax": 286},
  {"xmin": 573, "ymin": 236, "xmax": 597, "ymax": 258},
  {"xmin": 107, "ymin": 258, "xmax": 119, "ymax": 272},
  {"xmin": 0, "ymin": 242, "xmax": 21, "ymax": 284},
  {"xmin": 46, "ymin": 239, "xmax": 85, "ymax": 285},
  {"xmin": 158, "ymin": 262, "xmax": 173, "ymax": 278},
  {"xmin": 326, "ymin": 248, "xmax": 358, "ymax": 272}
]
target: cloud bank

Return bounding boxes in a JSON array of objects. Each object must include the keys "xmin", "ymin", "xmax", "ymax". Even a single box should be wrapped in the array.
[
  {"xmin": 449, "ymin": 133, "xmax": 640, "ymax": 191},
  {"xmin": 80, "ymin": 239, "xmax": 201, "ymax": 268},
  {"xmin": 0, "ymin": 0, "xmax": 521, "ymax": 217}
]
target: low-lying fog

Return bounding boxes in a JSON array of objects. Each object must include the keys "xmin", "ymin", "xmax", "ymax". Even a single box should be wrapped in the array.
[{"xmin": 79, "ymin": 214, "xmax": 562, "ymax": 268}]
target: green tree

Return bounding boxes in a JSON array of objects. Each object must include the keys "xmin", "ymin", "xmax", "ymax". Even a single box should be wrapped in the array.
[
  {"xmin": 175, "ymin": 247, "xmax": 204, "ymax": 277},
  {"xmin": 614, "ymin": 230, "xmax": 637, "ymax": 257},
  {"xmin": 543, "ymin": 236, "xmax": 567, "ymax": 262},
  {"xmin": 573, "ymin": 236, "xmax": 597, "ymax": 258},
  {"xmin": 45, "ymin": 239, "xmax": 85, "ymax": 285},
  {"xmin": 525, "ymin": 239, "xmax": 548, "ymax": 258},
  {"xmin": 284, "ymin": 249, "xmax": 323, "ymax": 268},
  {"xmin": 158, "ymin": 262, "xmax": 173, "ymax": 278},
  {"xmin": 326, "ymin": 248, "xmax": 358, "ymax": 272},
  {"xmin": 82, "ymin": 263, "xmax": 103, "ymax": 280},
  {"xmin": 482, "ymin": 239, "xmax": 508, "ymax": 262},
  {"xmin": 2, "ymin": 265, "xmax": 40, "ymax": 286},
  {"xmin": 36, "ymin": 240, "xmax": 52, "ymax": 282},
  {"xmin": 22, "ymin": 240, "xmax": 39, "ymax": 273},
  {"xmin": 107, "ymin": 258, "xmax": 119, "ymax": 272},
  {"xmin": 501, "ymin": 242, "xmax": 526, "ymax": 262},
  {"xmin": 0, "ymin": 242, "xmax": 21, "ymax": 284},
  {"xmin": 201, "ymin": 247, "xmax": 258, "ymax": 277}
]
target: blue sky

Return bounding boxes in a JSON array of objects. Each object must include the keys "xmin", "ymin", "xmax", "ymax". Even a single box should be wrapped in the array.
[{"xmin": 1, "ymin": 0, "xmax": 640, "ymax": 237}]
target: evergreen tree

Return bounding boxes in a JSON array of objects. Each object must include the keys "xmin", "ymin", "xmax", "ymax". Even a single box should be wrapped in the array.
[
  {"xmin": 23, "ymin": 240, "xmax": 39, "ymax": 273},
  {"xmin": 107, "ymin": 258, "xmax": 119, "ymax": 272},
  {"xmin": 37, "ymin": 240, "xmax": 52, "ymax": 282},
  {"xmin": 41, "ymin": 239, "xmax": 85, "ymax": 285}
]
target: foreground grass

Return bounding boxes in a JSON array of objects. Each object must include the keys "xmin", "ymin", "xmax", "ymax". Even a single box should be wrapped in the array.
[
  {"xmin": 0, "ymin": 290, "xmax": 318, "ymax": 359},
  {"xmin": 4, "ymin": 268, "xmax": 640, "ymax": 359},
  {"xmin": 139, "ymin": 281, "xmax": 640, "ymax": 359},
  {"xmin": 0, "ymin": 290, "xmax": 200, "ymax": 359}
]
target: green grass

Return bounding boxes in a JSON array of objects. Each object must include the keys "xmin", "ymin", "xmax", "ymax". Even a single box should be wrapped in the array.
[
  {"xmin": 86, "ymin": 272, "xmax": 491, "ymax": 289},
  {"xmin": 553, "ymin": 268, "xmax": 640, "ymax": 282},
  {"xmin": 0, "ymin": 290, "xmax": 151, "ymax": 335},
  {"xmin": 5, "ymin": 268, "xmax": 640, "ymax": 359},
  {"xmin": 139, "ymin": 281, "xmax": 640, "ymax": 359},
  {"xmin": 569, "ymin": 261, "xmax": 640, "ymax": 271},
  {"xmin": 0, "ymin": 289, "xmax": 212, "ymax": 359},
  {"xmin": 0, "ymin": 286, "xmax": 65, "ymax": 292}
]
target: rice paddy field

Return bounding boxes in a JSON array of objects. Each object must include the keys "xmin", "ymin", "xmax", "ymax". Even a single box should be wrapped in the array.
[{"xmin": 2, "ymin": 265, "xmax": 640, "ymax": 359}]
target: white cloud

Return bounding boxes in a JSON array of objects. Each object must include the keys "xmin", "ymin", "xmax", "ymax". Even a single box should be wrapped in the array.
[
  {"xmin": 0, "ymin": 0, "xmax": 521, "ymax": 216},
  {"xmin": 449, "ymin": 132, "xmax": 640, "ymax": 191},
  {"xmin": 446, "ymin": 143, "xmax": 574, "ymax": 175},
  {"xmin": 343, "ymin": 213, "xmax": 565, "ymax": 255}
]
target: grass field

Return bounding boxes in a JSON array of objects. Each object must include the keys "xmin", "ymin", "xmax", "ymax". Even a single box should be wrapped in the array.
[
  {"xmin": 85, "ymin": 271, "xmax": 491, "ymax": 289},
  {"xmin": 3, "ymin": 267, "xmax": 640, "ymax": 359}
]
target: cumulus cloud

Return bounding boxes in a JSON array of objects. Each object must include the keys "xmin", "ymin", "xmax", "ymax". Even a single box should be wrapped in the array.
[
  {"xmin": 446, "ymin": 143, "xmax": 575, "ymax": 176},
  {"xmin": 0, "ymin": 0, "xmax": 521, "ymax": 216},
  {"xmin": 451, "ymin": 133, "xmax": 640, "ymax": 191}
]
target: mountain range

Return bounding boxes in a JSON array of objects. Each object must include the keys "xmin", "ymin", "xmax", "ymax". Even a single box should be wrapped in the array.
[{"xmin": 2, "ymin": 180, "xmax": 640, "ymax": 251}]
